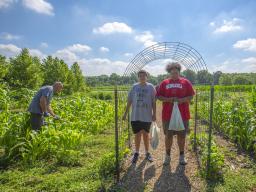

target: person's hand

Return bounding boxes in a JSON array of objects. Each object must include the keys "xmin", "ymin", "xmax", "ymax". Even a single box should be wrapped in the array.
[
  {"xmin": 178, "ymin": 98, "xmax": 183, "ymax": 104},
  {"xmin": 167, "ymin": 97, "xmax": 174, "ymax": 102},
  {"xmin": 43, "ymin": 112, "xmax": 50, "ymax": 117},
  {"xmin": 173, "ymin": 97, "xmax": 179, "ymax": 103},
  {"xmin": 53, "ymin": 115, "xmax": 60, "ymax": 120},
  {"xmin": 42, "ymin": 120, "xmax": 48, "ymax": 126},
  {"xmin": 122, "ymin": 113, "xmax": 127, "ymax": 121},
  {"xmin": 178, "ymin": 98, "xmax": 186, "ymax": 104},
  {"xmin": 152, "ymin": 114, "xmax": 156, "ymax": 121}
]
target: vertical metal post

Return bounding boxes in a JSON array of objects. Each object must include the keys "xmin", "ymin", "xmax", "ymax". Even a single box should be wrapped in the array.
[
  {"xmin": 207, "ymin": 85, "xmax": 214, "ymax": 178},
  {"xmin": 193, "ymin": 91, "xmax": 198, "ymax": 152},
  {"xmin": 127, "ymin": 109, "xmax": 131, "ymax": 148},
  {"xmin": 114, "ymin": 86, "xmax": 120, "ymax": 183}
]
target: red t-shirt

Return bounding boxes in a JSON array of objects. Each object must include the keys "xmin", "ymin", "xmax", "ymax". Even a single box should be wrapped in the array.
[{"xmin": 156, "ymin": 77, "xmax": 195, "ymax": 121}]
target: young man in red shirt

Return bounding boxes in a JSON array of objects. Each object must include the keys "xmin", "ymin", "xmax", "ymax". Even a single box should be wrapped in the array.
[{"xmin": 157, "ymin": 62, "xmax": 195, "ymax": 165}]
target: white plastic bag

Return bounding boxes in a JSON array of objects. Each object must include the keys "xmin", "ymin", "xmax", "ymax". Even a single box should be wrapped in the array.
[
  {"xmin": 168, "ymin": 102, "xmax": 185, "ymax": 131},
  {"xmin": 150, "ymin": 122, "xmax": 160, "ymax": 150}
]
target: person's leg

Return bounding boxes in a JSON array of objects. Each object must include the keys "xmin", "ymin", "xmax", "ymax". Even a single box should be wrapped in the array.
[
  {"xmin": 142, "ymin": 129, "xmax": 153, "ymax": 162},
  {"xmin": 30, "ymin": 113, "xmax": 43, "ymax": 132},
  {"xmin": 142, "ymin": 122, "xmax": 151, "ymax": 153},
  {"xmin": 143, "ymin": 122, "xmax": 153, "ymax": 162},
  {"xmin": 163, "ymin": 121, "xmax": 173, "ymax": 165},
  {"xmin": 131, "ymin": 121, "xmax": 142, "ymax": 163},
  {"xmin": 135, "ymin": 130, "xmax": 142, "ymax": 153},
  {"xmin": 177, "ymin": 121, "xmax": 189, "ymax": 165},
  {"xmin": 142, "ymin": 129, "xmax": 149, "ymax": 153},
  {"xmin": 177, "ymin": 133, "xmax": 185, "ymax": 153}
]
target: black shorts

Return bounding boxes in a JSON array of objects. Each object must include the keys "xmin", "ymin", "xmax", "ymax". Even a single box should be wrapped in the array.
[
  {"xmin": 131, "ymin": 121, "xmax": 152, "ymax": 134},
  {"xmin": 30, "ymin": 113, "xmax": 43, "ymax": 131}
]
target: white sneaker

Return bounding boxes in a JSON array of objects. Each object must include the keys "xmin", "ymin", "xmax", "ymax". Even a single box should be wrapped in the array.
[
  {"xmin": 163, "ymin": 155, "xmax": 171, "ymax": 166},
  {"xmin": 179, "ymin": 154, "xmax": 187, "ymax": 165}
]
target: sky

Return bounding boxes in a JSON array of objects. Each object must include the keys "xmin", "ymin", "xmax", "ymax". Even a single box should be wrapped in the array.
[{"xmin": 0, "ymin": 0, "xmax": 256, "ymax": 76}]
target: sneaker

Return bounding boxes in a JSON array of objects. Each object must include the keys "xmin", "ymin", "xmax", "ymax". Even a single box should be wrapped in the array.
[
  {"xmin": 131, "ymin": 152, "xmax": 139, "ymax": 164},
  {"xmin": 179, "ymin": 154, "xmax": 187, "ymax": 165},
  {"xmin": 163, "ymin": 155, "xmax": 171, "ymax": 166},
  {"xmin": 145, "ymin": 152, "xmax": 153, "ymax": 162}
]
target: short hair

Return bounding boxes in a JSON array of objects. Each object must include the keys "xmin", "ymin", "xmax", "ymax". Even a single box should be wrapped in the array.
[
  {"xmin": 53, "ymin": 81, "xmax": 63, "ymax": 88},
  {"xmin": 166, "ymin": 62, "xmax": 182, "ymax": 73},
  {"xmin": 137, "ymin": 69, "xmax": 149, "ymax": 77}
]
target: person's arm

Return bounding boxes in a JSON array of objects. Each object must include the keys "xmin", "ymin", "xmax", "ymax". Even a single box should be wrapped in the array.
[
  {"xmin": 157, "ymin": 96, "xmax": 174, "ymax": 102},
  {"xmin": 178, "ymin": 96, "xmax": 193, "ymax": 104},
  {"xmin": 152, "ymin": 99, "xmax": 156, "ymax": 121},
  {"xmin": 47, "ymin": 105, "xmax": 55, "ymax": 117},
  {"xmin": 40, "ymin": 96, "xmax": 48, "ymax": 113},
  {"xmin": 156, "ymin": 82, "xmax": 173, "ymax": 102},
  {"xmin": 122, "ymin": 100, "xmax": 132, "ymax": 120},
  {"xmin": 178, "ymin": 80, "xmax": 195, "ymax": 104}
]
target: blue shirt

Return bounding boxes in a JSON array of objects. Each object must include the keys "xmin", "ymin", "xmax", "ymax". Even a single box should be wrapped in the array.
[{"xmin": 28, "ymin": 86, "xmax": 53, "ymax": 114}]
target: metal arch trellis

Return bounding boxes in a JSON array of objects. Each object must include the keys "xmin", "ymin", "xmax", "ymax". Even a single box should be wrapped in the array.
[
  {"xmin": 123, "ymin": 42, "xmax": 208, "ymax": 77},
  {"xmin": 114, "ymin": 42, "xmax": 214, "ymax": 183}
]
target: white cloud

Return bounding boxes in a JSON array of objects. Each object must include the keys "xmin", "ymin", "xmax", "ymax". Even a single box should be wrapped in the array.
[
  {"xmin": 135, "ymin": 31, "xmax": 157, "ymax": 47},
  {"xmin": 99, "ymin": 46, "xmax": 109, "ymax": 53},
  {"xmin": 209, "ymin": 22, "xmax": 215, "ymax": 27},
  {"xmin": 211, "ymin": 18, "xmax": 242, "ymax": 34},
  {"xmin": 233, "ymin": 38, "xmax": 256, "ymax": 52},
  {"xmin": 124, "ymin": 52, "xmax": 133, "ymax": 57},
  {"xmin": 29, "ymin": 48, "xmax": 46, "ymax": 59},
  {"xmin": 53, "ymin": 44, "xmax": 91, "ymax": 65},
  {"xmin": 66, "ymin": 43, "xmax": 91, "ymax": 53},
  {"xmin": 0, "ymin": 43, "xmax": 21, "ymax": 56},
  {"xmin": 0, "ymin": 32, "xmax": 20, "ymax": 40},
  {"xmin": 210, "ymin": 58, "xmax": 256, "ymax": 73},
  {"xmin": 242, "ymin": 57, "xmax": 256, "ymax": 65},
  {"xmin": 79, "ymin": 58, "xmax": 127, "ymax": 76},
  {"xmin": 93, "ymin": 22, "xmax": 133, "ymax": 34},
  {"xmin": 53, "ymin": 49, "xmax": 79, "ymax": 64},
  {"xmin": 40, "ymin": 42, "xmax": 48, "ymax": 48},
  {"xmin": 22, "ymin": 0, "xmax": 54, "ymax": 16},
  {"xmin": 143, "ymin": 59, "xmax": 182, "ymax": 76},
  {"xmin": 0, "ymin": 43, "xmax": 47, "ymax": 59},
  {"xmin": 0, "ymin": 0, "xmax": 16, "ymax": 8}
]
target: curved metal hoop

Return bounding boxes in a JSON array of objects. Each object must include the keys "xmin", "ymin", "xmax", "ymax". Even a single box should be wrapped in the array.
[{"xmin": 123, "ymin": 42, "xmax": 207, "ymax": 77}]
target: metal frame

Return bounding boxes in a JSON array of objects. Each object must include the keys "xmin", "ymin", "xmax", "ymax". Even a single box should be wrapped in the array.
[{"xmin": 123, "ymin": 42, "xmax": 207, "ymax": 77}]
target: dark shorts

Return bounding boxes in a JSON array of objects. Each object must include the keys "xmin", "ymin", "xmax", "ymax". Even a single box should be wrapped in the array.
[
  {"xmin": 30, "ymin": 113, "xmax": 43, "ymax": 131},
  {"xmin": 131, "ymin": 121, "xmax": 152, "ymax": 134},
  {"xmin": 162, "ymin": 120, "xmax": 189, "ymax": 137}
]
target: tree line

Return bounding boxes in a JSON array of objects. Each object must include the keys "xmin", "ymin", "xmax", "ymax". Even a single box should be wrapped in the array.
[
  {"xmin": 86, "ymin": 70, "xmax": 256, "ymax": 87},
  {"xmin": 1, "ymin": 48, "xmax": 255, "ymax": 91},
  {"xmin": 0, "ymin": 48, "xmax": 86, "ymax": 94}
]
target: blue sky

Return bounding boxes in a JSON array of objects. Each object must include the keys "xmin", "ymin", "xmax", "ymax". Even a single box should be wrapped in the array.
[{"xmin": 0, "ymin": 0, "xmax": 256, "ymax": 76}]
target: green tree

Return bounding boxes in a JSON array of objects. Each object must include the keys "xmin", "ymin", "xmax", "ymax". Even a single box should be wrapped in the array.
[
  {"xmin": 182, "ymin": 69, "xmax": 196, "ymax": 84},
  {"xmin": 213, "ymin": 71, "xmax": 222, "ymax": 85},
  {"xmin": 42, "ymin": 56, "xmax": 69, "ymax": 85},
  {"xmin": 109, "ymin": 73, "xmax": 120, "ymax": 85},
  {"xmin": 7, "ymin": 48, "xmax": 43, "ymax": 88},
  {"xmin": 0, "ymin": 55, "xmax": 9, "ymax": 80},
  {"xmin": 219, "ymin": 74, "xmax": 232, "ymax": 85},
  {"xmin": 71, "ymin": 62, "xmax": 85, "ymax": 92},
  {"xmin": 196, "ymin": 70, "xmax": 212, "ymax": 85},
  {"xmin": 233, "ymin": 76, "xmax": 252, "ymax": 85},
  {"xmin": 65, "ymin": 70, "xmax": 76, "ymax": 94}
]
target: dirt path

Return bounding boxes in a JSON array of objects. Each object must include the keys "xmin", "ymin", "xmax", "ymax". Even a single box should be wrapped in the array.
[{"xmin": 119, "ymin": 105, "xmax": 205, "ymax": 192}]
